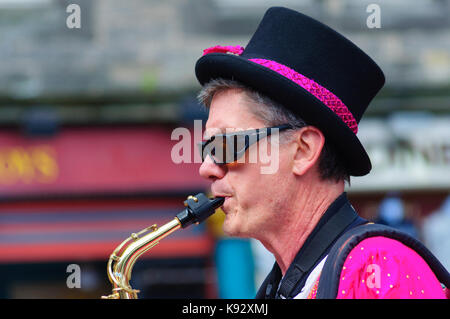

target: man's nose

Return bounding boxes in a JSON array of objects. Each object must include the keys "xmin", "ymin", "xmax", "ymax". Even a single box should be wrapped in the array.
[{"xmin": 199, "ymin": 155, "xmax": 226, "ymax": 180}]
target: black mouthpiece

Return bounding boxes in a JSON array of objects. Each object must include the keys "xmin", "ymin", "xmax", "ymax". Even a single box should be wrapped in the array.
[{"xmin": 176, "ymin": 193, "xmax": 225, "ymax": 228}]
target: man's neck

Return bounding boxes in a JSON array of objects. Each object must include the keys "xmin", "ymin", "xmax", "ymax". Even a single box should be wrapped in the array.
[{"xmin": 259, "ymin": 180, "xmax": 345, "ymax": 275}]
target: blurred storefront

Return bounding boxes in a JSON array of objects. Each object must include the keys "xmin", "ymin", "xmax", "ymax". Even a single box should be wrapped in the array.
[
  {"xmin": 0, "ymin": 124, "xmax": 216, "ymax": 298},
  {"xmin": 347, "ymin": 114, "xmax": 450, "ymax": 267}
]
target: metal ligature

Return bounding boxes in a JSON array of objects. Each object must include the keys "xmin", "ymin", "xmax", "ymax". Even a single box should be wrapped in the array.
[{"xmin": 101, "ymin": 193, "xmax": 224, "ymax": 299}]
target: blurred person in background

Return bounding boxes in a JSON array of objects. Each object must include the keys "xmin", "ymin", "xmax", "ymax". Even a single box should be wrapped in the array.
[
  {"xmin": 194, "ymin": 7, "xmax": 449, "ymax": 299},
  {"xmin": 375, "ymin": 195, "xmax": 419, "ymax": 239},
  {"xmin": 422, "ymin": 196, "xmax": 450, "ymax": 272}
]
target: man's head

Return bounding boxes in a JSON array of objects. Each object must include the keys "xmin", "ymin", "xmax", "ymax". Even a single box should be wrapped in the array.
[
  {"xmin": 195, "ymin": 7, "xmax": 385, "ymax": 176},
  {"xmin": 197, "ymin": 79, "xmax": 348, "ymax": 238},
  {"xmin": 193, "ymin": 7, "xmax": 384, "ymax": 240}
]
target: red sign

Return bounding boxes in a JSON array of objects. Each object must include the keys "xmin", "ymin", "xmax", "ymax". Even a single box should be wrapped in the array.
[
  {"xmin": 0, "ymin": 198, "xmax": 214, "ymax": 263},
  {"xmin": 0, "ymin": 126, "xmax": 208, "ymax": 197}
]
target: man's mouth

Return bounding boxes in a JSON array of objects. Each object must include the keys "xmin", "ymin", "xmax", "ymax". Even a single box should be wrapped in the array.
[
  {"xmin": 212, "ymin": 194, "xmax": 231, "ymax": 211},
  {"xmin": 211, "ymin": 190, "xmax": 231, "ymax": 200},
  {"xmin": 214, "ymin": 195, "xmax": 231, "ymax": 203}
]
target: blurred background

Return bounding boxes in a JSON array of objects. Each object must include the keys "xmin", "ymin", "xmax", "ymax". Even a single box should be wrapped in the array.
[{"xmin": 0, "ymin": 0, "xmax": 449, "ymax": 299}]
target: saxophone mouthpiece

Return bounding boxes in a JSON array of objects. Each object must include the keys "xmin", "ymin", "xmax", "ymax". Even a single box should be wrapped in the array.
[{"xmin": 176, "ymin": 193, "xmax": 225, "ymax": 228}]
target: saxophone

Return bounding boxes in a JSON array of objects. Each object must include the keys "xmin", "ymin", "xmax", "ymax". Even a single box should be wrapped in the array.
[{"xmin": 102, "ymin": 193, "xmax": 224, "ymax": 299}]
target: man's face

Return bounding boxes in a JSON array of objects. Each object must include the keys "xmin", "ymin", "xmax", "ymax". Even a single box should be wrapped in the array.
[{"xmin": 199, "ymin": 89, "xmax": 294, "ymax": 239}]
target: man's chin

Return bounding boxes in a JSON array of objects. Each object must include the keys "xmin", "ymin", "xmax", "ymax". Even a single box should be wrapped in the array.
[{"xmin": 222, "ymin": 218, "xmax": 243, "ymax": 237}]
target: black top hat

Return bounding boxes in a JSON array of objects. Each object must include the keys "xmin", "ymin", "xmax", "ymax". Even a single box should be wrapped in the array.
[{"xmin": 195, "ymin": 7, "xmax": 385, "ymax": 176}]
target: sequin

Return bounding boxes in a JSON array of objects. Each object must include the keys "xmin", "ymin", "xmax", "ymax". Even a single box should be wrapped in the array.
[
  {"xmin": 202, "ymin": 45, "xmax": 360, "ymax": 134},
  {"xmin": 202, "ymin": 45, "xmax": 244, "ymax": 56},
  {"xmin": 248, "ymin": 58, "xmax": 359, "ymax": 134},
  {"xmin": 307, "ymin": 277, "xmax": 320, "ymax": 299},
  {"xmin": 335, "ymin": 237, "xmax": 447, "ymax": 299}
]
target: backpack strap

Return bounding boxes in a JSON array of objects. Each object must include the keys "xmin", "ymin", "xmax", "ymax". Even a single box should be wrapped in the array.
[
  {"xmin": 275, "ymin": 200, "xmax": 364, "ymax": 299},
  {"xmin": 255, "ymin": 193, "xmax": 365, "ymax": 299},
  {"xmin": 316, "ymin": 223, "xmax": 450, "ymax": 299}
]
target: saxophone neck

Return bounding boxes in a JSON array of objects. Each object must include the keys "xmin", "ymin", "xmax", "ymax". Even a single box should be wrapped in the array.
[
  {"xmin": 103, "ymin": 218, "xmax": 182, "ymax": 299},
  {"xmin": 102, "ymin": 193, "xmax": 225, "ymax": 299}
]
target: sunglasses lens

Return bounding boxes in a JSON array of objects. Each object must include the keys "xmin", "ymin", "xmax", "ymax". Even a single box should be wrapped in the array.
[
  {"xmin": 198, "ymin": 128, "xmax": 277, "ymax": 165},
  {"xmin": 199, "ymin": 137, "xmax": 225, "ymax": 164},
  {"xmin": 198, "ymin": 125, "xmax": 290, "ymax": 166},
  {"xmin": 199, "ymin": 135, "xmax": 244, "ymax": 164}
]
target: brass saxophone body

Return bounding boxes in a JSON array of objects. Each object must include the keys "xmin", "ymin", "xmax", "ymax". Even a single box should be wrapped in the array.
[{"xmin": 102, "ymin": 193, "xmax": 224, "ymax": 299}]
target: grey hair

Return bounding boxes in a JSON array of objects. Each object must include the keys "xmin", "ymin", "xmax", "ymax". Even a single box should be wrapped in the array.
[
  {"xmin": 198, "ymin": 78, "xmax": 306, "ymax": 139},
  {"xmin": 197, "ymin": 78, "xmax": 350, "ymax": 183}
]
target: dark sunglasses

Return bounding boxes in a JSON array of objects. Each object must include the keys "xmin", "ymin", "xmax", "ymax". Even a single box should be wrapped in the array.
[{"xmin": 198, "ymin": 124, "xmax": 293, "ymax": 165}]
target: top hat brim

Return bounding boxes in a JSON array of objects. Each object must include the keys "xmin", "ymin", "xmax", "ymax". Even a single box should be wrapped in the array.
[{"xmin": 195, "ymin": 53, "xmax": 372, "ymax": 176}]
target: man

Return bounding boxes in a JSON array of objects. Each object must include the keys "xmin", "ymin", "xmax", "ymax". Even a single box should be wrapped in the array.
[{"xmin": 194, "ymin": 7, "xmax": 448, "ymax": 299}]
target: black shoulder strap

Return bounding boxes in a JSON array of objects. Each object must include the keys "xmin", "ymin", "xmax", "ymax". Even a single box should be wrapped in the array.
[
  {"xmin": 275, "ymin": 200, "xmax": 362, "ymax": 299},
  {"xmin": 255, "ymin": 262, "xmax": 282, "ymax": 299},
  {"xmin": 316, "ymin": 223, "xmax": 450, "ymax": 299}
]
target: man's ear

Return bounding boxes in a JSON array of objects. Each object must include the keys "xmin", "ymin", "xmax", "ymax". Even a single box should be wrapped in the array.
[{"xmin": 292, "ymin": 126, "xmax": 325, "ymax": 176}]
